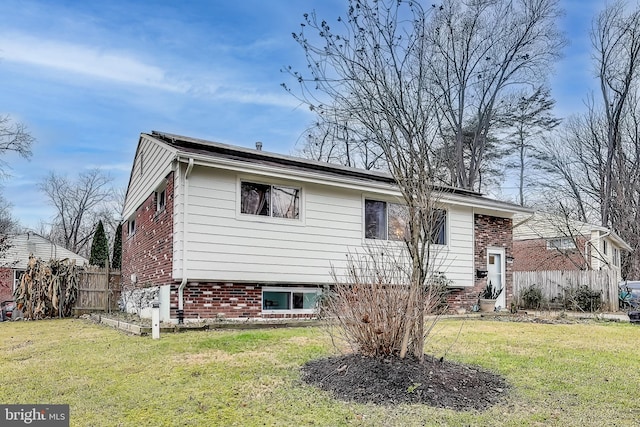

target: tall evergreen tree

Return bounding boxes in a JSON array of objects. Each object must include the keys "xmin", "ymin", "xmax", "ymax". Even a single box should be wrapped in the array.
[
  {"xmin": 112, "ymin": 223, "xmax": 122, "ymax": 269},
  {"xmin": 89, "ymin": 220, "xmax": 109, "ymax": 267}
]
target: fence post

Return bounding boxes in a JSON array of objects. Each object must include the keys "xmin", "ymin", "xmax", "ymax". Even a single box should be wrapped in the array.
[{"xmin": 104, "ymin": 259, "xmax": 110, "ymax": 313}]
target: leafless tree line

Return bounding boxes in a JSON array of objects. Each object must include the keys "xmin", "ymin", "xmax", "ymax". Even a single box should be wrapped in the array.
[
  {"xmin": 37, "ymin": 169, "xmax": 123, "ymax": 259},
  {"xmin": 289, "ymin": 0, "xmax": 565, "ymax": 195},
  {"xmin": 284, "ymin": 0, "xmax": 565, "ymax": 359},
  {"xmin": 290, "ymin": 0, "xmax": 640, "ymax": 279},
  {"xmin": 537, "ymin": 1, "xmax": 640, "ymax": 278}
]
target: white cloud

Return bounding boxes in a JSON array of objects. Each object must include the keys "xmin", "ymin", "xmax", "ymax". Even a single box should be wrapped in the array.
[
  {"xmin": 84, "ymin": 163, "xmax": 132, "ymax": 172},
  {"xmin": 0, "ymin": 32, "xmax": 188, "ymax": 92},
  {"xmin": 0, "ymin": 32, "xmax": 303, "ymax": 110}
]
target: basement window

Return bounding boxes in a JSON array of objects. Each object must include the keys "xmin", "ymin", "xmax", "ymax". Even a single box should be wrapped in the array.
[{"xmin": 262, "ymin": 287, "xmax": 320, "ymax": 313}]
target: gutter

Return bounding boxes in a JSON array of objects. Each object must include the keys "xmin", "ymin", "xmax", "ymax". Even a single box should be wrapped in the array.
[{"xmin": 177, "ymin": 157, "xmax": 194, "ymax": 324}]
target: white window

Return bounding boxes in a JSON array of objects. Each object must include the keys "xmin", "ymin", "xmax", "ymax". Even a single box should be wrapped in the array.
[
  {"xmin": 603, "ymin": 240, "xmax": 608, "ymax": 255},
  {"xmin": 364, "ymin": 199, "xmax": 446, "ymax": 244},
  {"xmin": 241, "ymin": 181, "xmax": 300, "ymax": 219},
  {"xmin": 128, "ymin": 218, "xmax": 136, "ymax": 236},
  {"xmin": 546, "ymin": 237, "xmax": 575, "ymax": 250},
  {"xmin": 13, "ymin": 269, "xmax": 25, "ymax": 292},
  {"xmin": 613, "ymin": 247, "xmax": 620, "ymax": 267},
  {"xmin": 156, "ymin": 188, "xmax": 166, "ymax": 212},
  {"xmin": 262, "ymin": 287, "xmax": 320, "ymax": 313}
]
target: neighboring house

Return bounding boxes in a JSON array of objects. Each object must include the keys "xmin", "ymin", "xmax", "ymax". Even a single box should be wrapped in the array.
[
  {"xmin": 512, "ymin": 213, "xmax": 632, "ymax": 283},
  {"xmin": 121, "ymin": 131, "xmax": 532, "ymax": 322},
  {"xmin": 0, "ymin": 233, "xmax": 89, "ymax": 302}
]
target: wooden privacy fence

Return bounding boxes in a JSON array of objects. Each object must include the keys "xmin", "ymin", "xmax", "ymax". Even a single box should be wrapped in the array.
[
  {"xmin": 74, "ymin": 267, "xmax": 121, "ymax": 313},
  {"xmin": 513, "ymin": 270, "xmax": 619, "ymax": 312}
]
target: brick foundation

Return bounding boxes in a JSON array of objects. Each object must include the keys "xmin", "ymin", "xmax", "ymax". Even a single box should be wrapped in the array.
[{"xmin": 170, "ymin": 282, "xmax": 318, "ymax": 320}]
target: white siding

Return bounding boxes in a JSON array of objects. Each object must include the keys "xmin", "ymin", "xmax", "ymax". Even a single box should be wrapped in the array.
[
  {"xmin": 173, "ymin": 166, "xmax": 475, "ymax": 287},
  {"xmin": 0, "ymin": 234, "xmax": 89, "ymax": 269},
  {"xmin": 513, "ymin": 213, "xmax": 591, "ymax": 241},
  {"xmin": 122, "ymin": 135, "xmax": 176, "ymax": 219}
]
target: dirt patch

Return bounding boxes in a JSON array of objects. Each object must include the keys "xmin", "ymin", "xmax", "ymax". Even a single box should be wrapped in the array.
[{"xmin": 301, "ymin": 353, "xmax": 507, "ymax": 411}]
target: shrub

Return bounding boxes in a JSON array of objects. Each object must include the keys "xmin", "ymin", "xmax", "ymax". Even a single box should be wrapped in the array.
[
  {"xmin": 563, "ymin": 285, "xmax": 602, "ymax": 312},
  {"xmin": 521, "ymin": 285, "xmax": 543, "ymax": 309},
  {"xmin": 323, "ymin": 247, "xmax": 448, "ymax": 358}
]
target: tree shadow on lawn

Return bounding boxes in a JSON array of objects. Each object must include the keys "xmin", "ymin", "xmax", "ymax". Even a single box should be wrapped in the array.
[{"xmin": 301, "ymin": 353, "xmax": 507, "ymax": 411}]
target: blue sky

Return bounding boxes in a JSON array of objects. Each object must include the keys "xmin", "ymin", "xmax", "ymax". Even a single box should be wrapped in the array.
[{"xmin": 0, "ymin": 0, "xmax": 605, "ymax": 230}]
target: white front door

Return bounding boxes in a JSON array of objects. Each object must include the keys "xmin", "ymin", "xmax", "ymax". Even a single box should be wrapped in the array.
[{"xmin": 487, "ymin": 249, "xmax": 506, "ymax": 310}]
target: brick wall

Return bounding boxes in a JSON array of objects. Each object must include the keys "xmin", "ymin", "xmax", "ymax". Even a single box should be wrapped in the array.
[
  {"xmin": 122, "ymin": 172, "xmax": 174, "ymax": 289},
  {"xmin": 0, "ymin": 267, "xmax": 13, "ymax": 302},
  {"xmin": 169, "ymin": 282, "xmax": 316, "ymax": 320},
  {"xmin": 446, "ymin": 214, "xmax": 513, "ymax": 311},
  {"xmin": 513, "ymin": 237, "xmax": 587, "ymax": 271}
]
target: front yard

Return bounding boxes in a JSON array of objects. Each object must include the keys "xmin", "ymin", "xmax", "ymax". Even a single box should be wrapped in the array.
[{"xmin": 1, "ymin": 317, "xmax": 639, "ymax": 426}]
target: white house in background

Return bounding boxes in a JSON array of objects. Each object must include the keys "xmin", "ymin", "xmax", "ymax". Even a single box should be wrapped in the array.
[
  {"xmin": 0, "ymin": 233, "xmax": 89, "ymax": 302},
  {"xmin": 121, "ymin": 131, "xmax": 532, "ymax": 323},
  {"xmin": 512, "ymin": 213, "xmax": 632, "ymax": 283}
]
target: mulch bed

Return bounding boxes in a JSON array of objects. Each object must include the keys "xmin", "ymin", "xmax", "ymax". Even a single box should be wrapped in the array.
[{"xmin": 301, "ymin": 353, "xmax": 508, "ymax": 411}]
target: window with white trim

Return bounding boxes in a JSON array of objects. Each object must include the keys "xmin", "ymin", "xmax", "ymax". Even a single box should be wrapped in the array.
[
  {"xmin": 128, "ymin": 218, "xmax": 136, "ymax": 236},
  {"xmin": 156, "ymin": 187, "xmax": 166, "ymax": 212},
  {"xmin": 13, "ymin": 269, "xmax": 25, "ymax": 292},
  {"xmin": 364, "ymin": 199, "xmax": 446, "ymax": 244},
  {"xmin": 546, "ymin": 237, "xmax": 575, "ymax": 250},
  {"xmin": 241, "ymin": 181, "xmax": 300, "ymax": 219},
  {"xmin": 262, "ymin": 287, "xmax": 320, "ymax": 312},
  {"xmin": 613, "ymin": 247, "xmax": 620, "ymax": 267}
]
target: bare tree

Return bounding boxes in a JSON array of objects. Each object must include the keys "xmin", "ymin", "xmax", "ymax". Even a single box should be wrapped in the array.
[
  {"xmin": 500, "ymin": 86, "xmax": 561, "ymax": 206},
  {"xmin": 426, "ymin": 0, "xmax": 565, "ymax": 191},
  {"xmin": 294, "ymin": 117, "xmax": 386, "ymax": 170},
  {"xmin": 0, "ymin": 193, "xmax": 20, "ymax": 234},
  {"xmin": 538, "ymin": 2, "xmax": 640, "ymax": 278},
  {"xmin": 38, "ymin": 169, "xmax": 115, "ymax": 257},
  {"xmin": 285, "ymin": 0, "xmax": 455, "ymax": 361},
  {"xmin": 0, "ymin": 115, "xmax": 34, "ymax": 178},
  {"xmin": 0, "ymin": 115, "xmax": 34, "ymax": 261},
  {"xmin": 592, "ymin": 1, "xmax": 640, "ymax": 227}
]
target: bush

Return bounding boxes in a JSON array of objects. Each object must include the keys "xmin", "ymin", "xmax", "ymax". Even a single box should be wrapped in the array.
[
  {"xmin": 563, "ymin": 285, "xmax": 602, "ymax": 312},
  {"xmin": 520, "ymin": 285, "xmax": 543, "ymax": 309},
  {"xmin": 323, "ymin": 247, "xmax": 448, "ymax": 358}
]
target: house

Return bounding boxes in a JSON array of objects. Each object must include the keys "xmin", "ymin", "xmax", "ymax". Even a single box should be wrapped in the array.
[
  {"xmin": 121, "ymin": 131, "xmax": 532, "ymax": 323},
  {"xmin": 0, "ymin": 233, "xmax": 89, "ymax": 302},
  {"xmin": 512, "ymin": 213, "xmax": 632, "ymax": 283}
]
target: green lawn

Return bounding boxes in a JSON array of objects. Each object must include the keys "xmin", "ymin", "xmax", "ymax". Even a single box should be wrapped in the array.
[{"xmin": 1, "ymin": 318, "xmax": 640, "ymax": 426}]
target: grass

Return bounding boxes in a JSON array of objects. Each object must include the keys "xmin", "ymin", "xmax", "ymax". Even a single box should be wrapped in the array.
[{"xmin": 2, "ymin": 318, "xmax": 640, "ymax": 426}]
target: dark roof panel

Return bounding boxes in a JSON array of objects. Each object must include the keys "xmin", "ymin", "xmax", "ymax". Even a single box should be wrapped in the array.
[{"xmin": 149, "ymin": 131, "xmax": 485, "ymax": 198}]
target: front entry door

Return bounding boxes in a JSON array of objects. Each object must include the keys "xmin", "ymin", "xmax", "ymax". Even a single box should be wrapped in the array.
[{"xmin": 487, "ymin": 249, "xmax": 506, "ymax": 310}]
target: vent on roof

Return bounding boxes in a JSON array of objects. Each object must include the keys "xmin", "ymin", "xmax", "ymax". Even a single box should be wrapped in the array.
[{"xmin": 255, "ymin": 141, "xmax": 263, "ymax": 151}]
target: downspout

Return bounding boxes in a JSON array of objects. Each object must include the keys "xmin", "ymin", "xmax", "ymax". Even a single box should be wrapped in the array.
[{"xmin": 177, "ymin": 158, "xmax": 194, "ymax": 324}]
